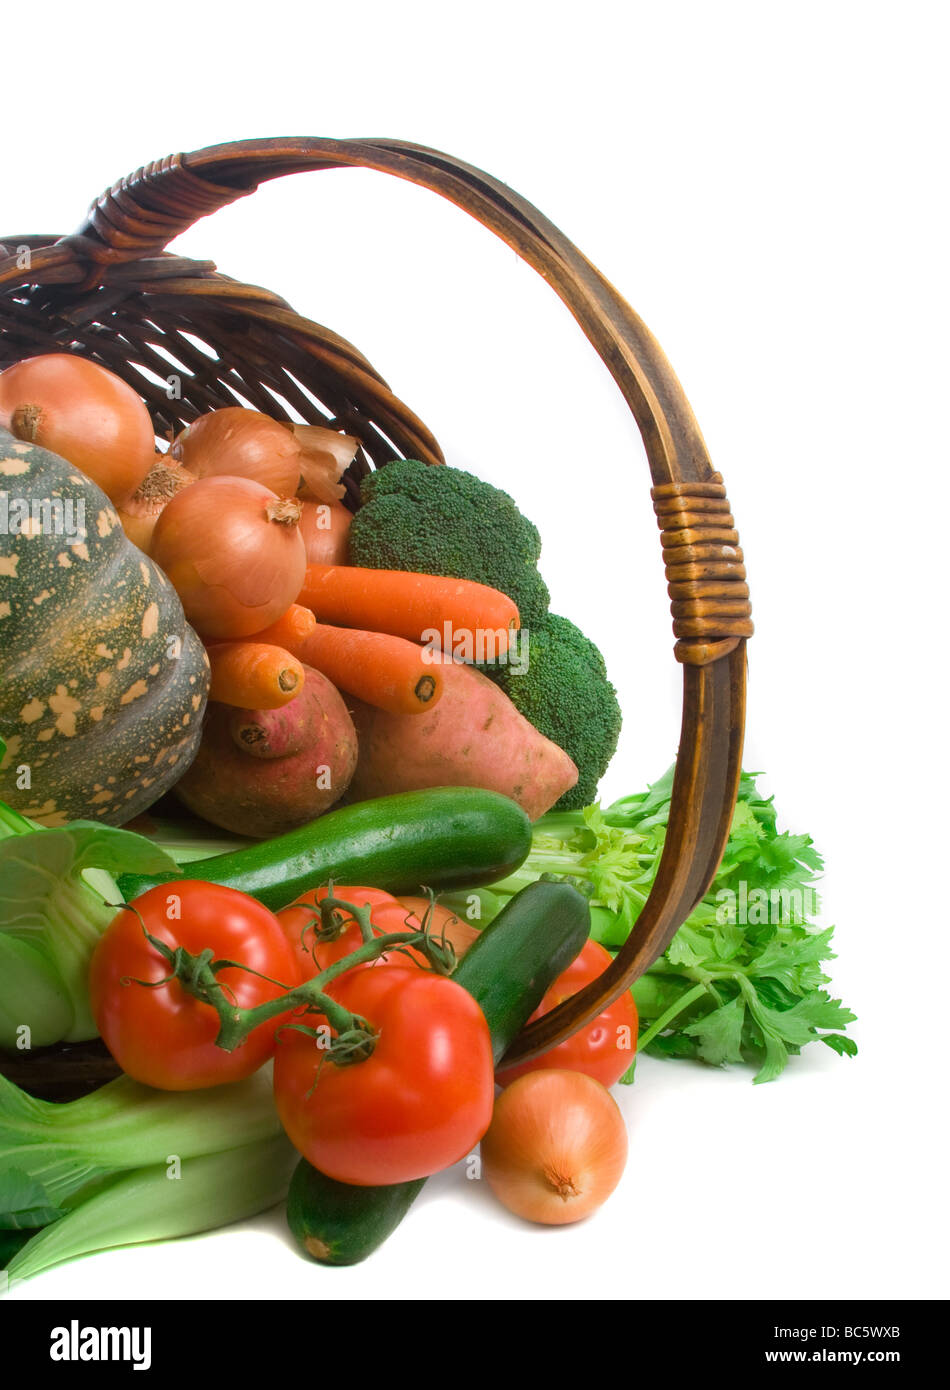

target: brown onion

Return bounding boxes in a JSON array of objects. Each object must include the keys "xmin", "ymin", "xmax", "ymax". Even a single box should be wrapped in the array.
[
  {"xmin": 171, "ymin": 408, "xmax": 303, "ymax": 496},
  {"xmin": 480, "ymin": 1069, "xmax": 628, "ymax": 1225},
  {"xmin": 0, "ymin": 353, "xmax": 155, "ymax": 504},
  {"xmin": 288, "ymin": 423, "xmax": 359, "ymax": 503},
  {"xmin": 150, "ymin": 475, "xmax": 307, "ymax": 639},
  {"xmin": 297, "ymin": 499, "xmax": 352, "ymax": 566},
  {"xmin": 117, "ymin": 456, "xmax": 195, "ymax": 553}
]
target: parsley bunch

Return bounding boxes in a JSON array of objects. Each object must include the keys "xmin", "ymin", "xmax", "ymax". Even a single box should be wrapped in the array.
[{"xmin": 485, "ymin": 766, "xmax": 857, "ymax": 1083}]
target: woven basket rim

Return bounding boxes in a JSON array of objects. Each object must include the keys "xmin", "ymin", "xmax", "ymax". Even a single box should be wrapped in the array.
[{"xmin": 0, "ymin": 136, "xmax": 749, "ymax": 1084}]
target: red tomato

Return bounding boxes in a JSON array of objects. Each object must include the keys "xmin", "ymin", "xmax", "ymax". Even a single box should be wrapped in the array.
[
  {"xmin": 89, "ymin": 881, "xmax": 300, "ymax": 1090},
  {"xmin": 397, "ymin": 896, "xmax": 480, "ymax": 959},
  {"xmin": 496, "ymin": 939, "xmax": 638, "ymax": 1089},
  {"xmin": 277, "ymin": 885, "xmax": 428, "ymax": 980},
  {"xmin": 273, "ymin": 967, "xmax": 495, "ymax": 1185}
]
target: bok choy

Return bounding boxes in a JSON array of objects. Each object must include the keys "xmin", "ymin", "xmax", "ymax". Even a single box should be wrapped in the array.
[
  {"xmin": 0, "ymin": 1066, "xmax": 296, "ymax": 1284},
  {"xmin": 0, "ymin": 735, "xmax": 180, "ymax": 1047}
]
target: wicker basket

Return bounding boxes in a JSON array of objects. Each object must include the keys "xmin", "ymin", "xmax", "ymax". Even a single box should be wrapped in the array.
[{"xmin": 0, "ymin": 137, "xmax": 752, "ymax": 1096}]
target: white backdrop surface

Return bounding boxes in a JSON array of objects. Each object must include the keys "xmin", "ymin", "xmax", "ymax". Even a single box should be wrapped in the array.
[{"xmin": 2, "ymin": 0, "xmax": 946, "ymax": 1303}]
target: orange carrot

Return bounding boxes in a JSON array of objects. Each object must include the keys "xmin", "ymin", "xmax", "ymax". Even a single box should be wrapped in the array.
[
  {"xmin": 245, "ymin": 603, "xmax": 318, "ymax": 649},
  {"xmin": 208, "ymin": 642, "xmax": 305, "ymax": 709},
  {"xmin": 297, "ymin": 565, "xmax": 520, "ymax": 651},
  {"xmin": 292, "ymin": 623, "xmax": 444, "ymax": 715}
]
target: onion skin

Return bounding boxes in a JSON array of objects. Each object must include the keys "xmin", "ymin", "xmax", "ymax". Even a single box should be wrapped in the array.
[
  {"xmin": 0, "ymin": 353, "xmax": 155, "ymax": 504},
  {"xmin": 298, "ymin": 500, "xmax": 353, "ymax": 566},
  {"xmin": 118, "ymin": 506, "xmax": 156, "ymax": 555},
  {"xmin": 117, "ymin": 457, "xmax": 195, "ymax": 554},
  {"xmin": 151, "ymin": 475, "xmax": 307, "ymax": 640},
  {"xmin": 480, "ymin": 1070, "xmax": 628, "ymax": 1226},
  {"xmin": 290, "ymin": 423, "xmax": 359, "ymax": 502},
  {"xmin": 172, "ymin": 408, "xmax": 302, "ymax": 496}
]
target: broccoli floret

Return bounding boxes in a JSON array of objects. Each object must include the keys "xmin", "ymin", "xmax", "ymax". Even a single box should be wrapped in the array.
[
  {"xmin": 490, "ymin": 614, "xmax": 622, "ymax": 810},
  {"xmin": 350, "ymin": 459, "xmax": 551, "ymax": 629}
]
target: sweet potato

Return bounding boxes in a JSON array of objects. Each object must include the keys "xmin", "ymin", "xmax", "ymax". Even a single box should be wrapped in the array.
[
  {"xmin": 345, "ymin": 661, "xmax": 578, "ymax": 820},
  {"xmin": 228, "ymin": 701, "xmax": 311, "ymax": 760},
  {"xmin": 174, "ymin": 665, "xmax": 358, "ymax": 838}
]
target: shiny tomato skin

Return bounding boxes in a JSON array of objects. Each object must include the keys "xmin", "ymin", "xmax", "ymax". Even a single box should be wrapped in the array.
[
  {"xmin": 273, "ymin": 967, "xmax": 495, "ymax": 1185},
  {"xmin": 277, "ymin": 885, "xmax": 427, "ymax": 980},
  {"xmin": 496, "ymin": 938, "xmax": 638, "ymax": 1089},
  {"xmin": 89, "ymin": 880, "xmax": 300, "ymax": 1090},
  {"xmin": 397, "ymin": 896, "xmax": 480, "ymax": 959}
]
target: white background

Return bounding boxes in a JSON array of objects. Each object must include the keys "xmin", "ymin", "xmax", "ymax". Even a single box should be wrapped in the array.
[{"xmin": 3, "ymin": 0, "xmax": 947, "ymax": 1302}]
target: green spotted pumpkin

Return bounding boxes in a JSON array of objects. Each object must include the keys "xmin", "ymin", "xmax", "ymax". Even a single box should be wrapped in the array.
[{"xmin": 0, "ymin": 426, "xmax": 210, "ymax": 825}]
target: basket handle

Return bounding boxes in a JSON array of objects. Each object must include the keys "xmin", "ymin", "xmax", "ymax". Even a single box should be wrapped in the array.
[{"xmin": 64, "ymin": 138, "xmax": 751, "ymax": 1063}]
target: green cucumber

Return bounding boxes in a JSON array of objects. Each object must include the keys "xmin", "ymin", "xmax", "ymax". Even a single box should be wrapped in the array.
[
  {"xmin": 286, "ymin": 878, "xmax": 590, "ymax": 1265},
  {"xmin": 117, "ymin": 788, "xmax": 531, "ymax": 911}
]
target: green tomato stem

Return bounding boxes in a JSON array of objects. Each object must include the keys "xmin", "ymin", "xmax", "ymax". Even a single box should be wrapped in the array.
[{"xmin": 122, "ymin": 893, "xmax": 454, "ymax": 1066}]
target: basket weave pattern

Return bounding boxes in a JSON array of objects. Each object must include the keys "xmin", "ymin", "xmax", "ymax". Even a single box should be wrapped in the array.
[{"xmin": 0, "ymin": 137, "xmax": 751, "ymax": 1068}]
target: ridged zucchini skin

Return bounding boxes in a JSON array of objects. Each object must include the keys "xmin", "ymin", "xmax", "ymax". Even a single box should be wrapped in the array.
[
  {"xmin": 0, "ymin": 427, "xmax": 210, "ymax": 825},
  {"xmin": 118, "ymin": 787, "xmax": 533, "ymax": 909},
  {"xmin": 286, "ymin": 879, "xmax": 591, "ymax": 1265}
]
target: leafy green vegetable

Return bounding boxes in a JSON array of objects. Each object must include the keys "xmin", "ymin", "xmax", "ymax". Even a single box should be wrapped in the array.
[
  {"xmin": 0, "ymin": 1066, "xmax": 295, "ymax": 1281},
  {"xmin": 3, "ymin": 1137, "xmax": 296, "ymax": 1284},
  {"xmin": 0, "ymin": 1065, "xmax": 287, "ymax": 1204},
  {"xmin": 0, "ymin": 1166, "xmax": 65, "ymax": 1229},
  {"xmin": 0, "ymin": 1165, "xmax": 67, "ymax": 1268},
  {"xmin": 0, "ymin": 736, "xmax": 180, "ymax": 1047},
  {"xmin": 485, "ymin": 765, "xmax": 856, "ymax": 1082}
]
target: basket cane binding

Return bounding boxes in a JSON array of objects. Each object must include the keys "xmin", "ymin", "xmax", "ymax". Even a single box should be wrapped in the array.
[
  {"xmin": 0, "ymin": 137, "xmax": 751, "ymax": 1068},
  {"xmin": 653, "ymin": 474, "xmax": 754, "ymax": 666}
]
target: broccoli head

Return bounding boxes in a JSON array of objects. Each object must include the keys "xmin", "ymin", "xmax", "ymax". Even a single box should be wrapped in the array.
[
  {"xmin": 349, "ymin": 458, "xmax": 551, "ymax": 629},
  {"xmin": 490, "ymin": 613, "xmax": 622, "ymax": 810}
]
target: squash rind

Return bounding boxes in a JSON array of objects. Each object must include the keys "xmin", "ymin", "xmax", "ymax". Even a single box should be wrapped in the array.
[{"xmin": 0, "ymin": 427, "xmax": 210, "ymax": 826}]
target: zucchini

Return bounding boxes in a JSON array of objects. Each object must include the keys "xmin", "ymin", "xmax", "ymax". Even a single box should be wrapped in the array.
[
  {"xmin": 286, "ymin": 878, "xmax": 590, "ymax": 1265},
  {"xmin": 117, "ymin": 787, "xmax": 531, "ymax": 911}
]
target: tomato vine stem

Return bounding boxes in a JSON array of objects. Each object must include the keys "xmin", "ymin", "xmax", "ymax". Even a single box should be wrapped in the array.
[{"xmin": 117, "ymin": 891, "xmax": 456, "ymax": 1066}]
